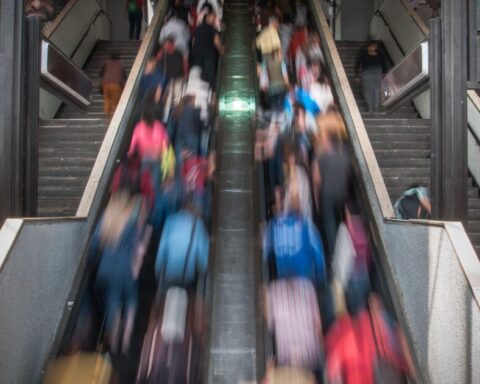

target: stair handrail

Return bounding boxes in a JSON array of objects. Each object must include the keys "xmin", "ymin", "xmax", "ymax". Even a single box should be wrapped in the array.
[{"xmin": 309, "ymin": 0, "xmax": 395, "ymax": 219}]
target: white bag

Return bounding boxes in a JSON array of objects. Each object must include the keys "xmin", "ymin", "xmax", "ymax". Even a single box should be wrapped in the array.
[
  {"xmin": 332, "ymin": 222, "xmax": 356, "ymax": 288},
  {"xmin": 161, "ymin": 287, "xmax": 188, "ymax": 343}
]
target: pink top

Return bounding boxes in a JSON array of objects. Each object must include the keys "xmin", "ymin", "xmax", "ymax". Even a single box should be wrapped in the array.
[{"xmin": 128, "ymin": 120, "xmax": 169, "ymax": 159}]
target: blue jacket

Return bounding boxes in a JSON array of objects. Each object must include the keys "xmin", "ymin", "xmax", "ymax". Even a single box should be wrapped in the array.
[
  {"xmin": 263, "ymin": 213, "xmax": 326, "ymax": 285},
  {"xmin": 155, "ymin": 211, "xmax": 209, "ymax": 284}
]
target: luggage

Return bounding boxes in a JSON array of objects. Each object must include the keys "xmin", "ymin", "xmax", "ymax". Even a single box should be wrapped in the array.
[{"xmin": 332, "ymin": 222, "xmax": 356, "ymax": 288}]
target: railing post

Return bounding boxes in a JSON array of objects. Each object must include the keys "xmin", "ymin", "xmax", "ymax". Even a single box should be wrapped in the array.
[
  {"xmin": 429, "ymin": 17, "xmax": 442, "ymax": 219},
  {"xmin": 0, "ymin": 0, "xmax": 25, "ymax": 223},
  {"xmin": 23, "ymin": 16, "xmax": 41, "ymax": 217}
]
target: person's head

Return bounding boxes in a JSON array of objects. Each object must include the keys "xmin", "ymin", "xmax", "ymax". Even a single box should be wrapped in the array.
[
  {"xmin": 367, "ymin": 41, "xmax": 379, "ymax": 54},
  {"xmin": 282, "ymin": 13, "xmax": 292, "ymax": 25},
  {"xmin": 163, "ymin": 36, "xmax": 176, "ymax": 52},
  {"xmin": 204, "ymin": 10, "xmax": 217, "ymax": 25},
  {"xmin": 141, "ymin": 93, "xmax": 157, "ymax": 126},
  {"xmin": 294, "ymin": 103, "xmax": 306, "ymax": 132},
  {"xmin": 25, "ymin": 0, "xmax": 55, "ymax": 22},
  {"xmin": 269, "ymin": 15, "xmax": 279, "ymax": 29},
  {"xmin": 109, "ymin": 51, "xmax": 120, "ymax": 61}
]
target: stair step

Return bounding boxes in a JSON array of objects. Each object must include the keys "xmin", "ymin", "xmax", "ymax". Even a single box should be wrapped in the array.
[
  {"xmin": 383, "ymin": 176, "xmax": 430, "ymax": 188},
  {"xmin": 371, "ymin": 141, "xmax": 431, "ymax": 150},
  {"xmin": 364, "ymin": 119, "xmax": 430, "ymax": 126},
  {"xmin": 380, "ymin": 168, "xmax": 430, "ymax": 177},
  {"xmin": 378, "ymin": 158, "xmax": 431, "ymax": 168},
  {"xmin": 374, "ymin": 149, "xmax": 430, "ymax": 158},
  {"xmin": 469, "ymin": 208, "xmax": 480, "ymax": 220},
  {"xmin": 468, "ymin": 221, "xmax": 480, "ymax": 232}
]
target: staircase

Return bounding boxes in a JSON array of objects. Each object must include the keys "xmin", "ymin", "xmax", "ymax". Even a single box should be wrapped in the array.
[
  {"xmin": 38, "ymin": 40, "xmax": 141, "ymax": 217},
  {"xmin": 337, "ymin": 41, "xmax": 480, "ymax": 256}
]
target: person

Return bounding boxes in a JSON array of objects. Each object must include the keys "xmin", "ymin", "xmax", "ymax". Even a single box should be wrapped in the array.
[
  {"xmin": 138, "ymin": 53, "xmax": 165, "ymax": 103},
  {"xmin": 128, "ymin": 96, "xmax": 169, "ymax": 161},
  {"xmin": 263, "ymin": 193, "xmax": 326, "ymax": 287},
  {"xmin": 155, "ymin": 197, "xmax": 209, "ymax": 286},
  {"xmin": 159, "ymin": 9, "xmax": 191, "ymax": 59},
  {"xmin": 157, "ymin": 38, "xmax": 188, "ymax": 121},
  {"xmin": 190, "ymin": 9, "xmax": 224, "ymax": 91},
  {"xmin": 278, "ymin": 14, "xmax": 294, "ymax": 60},
  {"xmin": 89, "ymin": 192, "xmax": 148, "ymax": 354},
  {"xmin": 100, "ymin": 51, "xmax": 126, "ymax": 119},
  {"xmin": 175, "ymin": 95, "xmax": 204, "ymax": 156},
  {"xmin": 312, "ymin": 125, "xmax": 352, "ymax": 257},
  {"xmin": 24, "ymin": 0, "xmax": 55, "ymax": 22},
  {"xmin": 265, "ymin": 49, "xmax": 290, "ymax": 111},
  {"xmin": 309, "ymin": 70, "xmax": 334, "ymax": 117},
  {"xmin": 355, "ymin": 41, "xmax": 388, "ymax": 112},
  {"xmin": 256, "ymin": 15, "xmax": 281, "ymax": 62},
  {"xmin": 126, "ymin": 0, "xmax": 144, "ymax": 40},
  {"xmin": 394, "ymin": 184, "xmax": 431, "ymax": 220}
]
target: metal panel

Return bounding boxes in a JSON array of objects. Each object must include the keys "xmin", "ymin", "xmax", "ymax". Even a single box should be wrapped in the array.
[
  {"xmin": 381, "ymin": 41, "xmax": 429, "ymax": 108},
  {"xmin": 40, "ymin": 40, "xmax": 92, "ymax": 108}
]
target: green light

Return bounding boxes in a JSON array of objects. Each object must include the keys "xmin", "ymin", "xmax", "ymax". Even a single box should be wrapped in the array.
[{"xmin": 220, "ymin": 97, "xmax": 255, "ymax": 112}]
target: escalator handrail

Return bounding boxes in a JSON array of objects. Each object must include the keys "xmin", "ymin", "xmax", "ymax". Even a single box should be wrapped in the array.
[{"xmin": 309, "ymin": 0, "xmax": 395, "ymax": 219}]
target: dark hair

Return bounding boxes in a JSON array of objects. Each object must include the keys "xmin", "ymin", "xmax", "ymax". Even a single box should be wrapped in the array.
[
  {"xmin": 110, "ymin": 51, "xmax": 120, "ymax": 60},
  {"xmin": 141, "ymin": 92, "xmax": 157, "ymax": 126},
  {"xmin": 282, "ymin": 13, "xmax": 292, "ymax": 24}
]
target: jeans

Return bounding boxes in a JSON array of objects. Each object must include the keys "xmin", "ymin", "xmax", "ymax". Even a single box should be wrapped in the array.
[
  {"xmin": 362, "ymin": 66, "xmax": 383, "ymax": 112},
  {"xmin": 129, "ymin": 9, "xmax": 143, "ymax": 40}
]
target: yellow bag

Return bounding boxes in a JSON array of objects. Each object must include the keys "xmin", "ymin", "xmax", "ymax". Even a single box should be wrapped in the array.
[
  {"xmin": 331, "ymin": 278, "xmax": 347, "ymax": 317},
  {"xmin": 43, "ymin": 353, "xmax": 113, "ymax": 384},
  {"xmin": 266, "ymin": 366, "xmax": 316, "ymax": 384}
]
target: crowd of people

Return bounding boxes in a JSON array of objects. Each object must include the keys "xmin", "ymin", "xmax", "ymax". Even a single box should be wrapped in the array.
[
  {"xmin": 44, "ymin": 0, "xmax": 223, "ymax": 382},
  {"xmin": 254, "ymin": 1, "xmax": 416, "ymax": 382}
]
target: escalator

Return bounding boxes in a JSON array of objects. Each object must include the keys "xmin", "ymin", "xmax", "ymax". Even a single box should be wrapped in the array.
[{"xmin": 38, "ymin": 40, "xmax": 141, "ymax": 217}]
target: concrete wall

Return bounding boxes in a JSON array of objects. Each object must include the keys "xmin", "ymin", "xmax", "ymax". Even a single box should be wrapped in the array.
[
  {"xmin": 340, "ymin": 0, "xmax": 374, "ymax": 41},
  {"xmin": 0, "ymin": 219, "xmax": 87, "ymax": 384},
  {"xmin": 382, "ymin": 221, "xmax": 480, "ymax": 383}
]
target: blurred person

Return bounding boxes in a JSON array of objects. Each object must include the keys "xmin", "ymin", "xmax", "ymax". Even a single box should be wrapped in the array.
[
  {"xmin": 138, "ymin": 53, "xmax": 165, "ymax": 103},
  {"xmin": 265, "ymin": 278, "xmax": 324, "ymax": 374},
  {"xmin": 175, "ymin": 95, "xmax": 204, "ymax": 157},
  {"xmin": 256, "ymin": 15, "xmax": 281, "ymax": 61},
  {"xmin": 100, "ymin": 51, "xmax": 126, "ymax": 119},
  {"xmin": 278, "ymin": 14, "xmax": 294, "ymax": 60},
  {"xmin": 263, "ymin": 193, "xmax": 326, "ymax": 287},
  {"xmin": 265, "ymin": 49, "xmax": 290, "ymax": 111},
  {"xmin": 312, "ymin": 126, "xmax": 352, "ymax": 257},
  {"xmin": 184, "ymin": 66, "xmax": 211, "ymax": 122},
  {"xmin": 293, "ymin": 0, "xmax": 307, "ymax": 27},
  {"xmin": 126, "ymin": 0, "xmax": 144, "ymax": 40},
  {"xmin": 150, "ymin": 170, "xmax": 183, "ymax": 233},
  {"xmin": 306, "ymin": 30, "xmax": 324, "ymax": 64},
  {"xmin": 291, "ymin": 103, "xmax": 313, "ymax": 166},
  {"xmin": 394, "ymin": 184, "xmax": 431, "ymax": 220},
  {"xmin": 25, "ymin": 0, "xmax": 55, "ymax": 22},
  {"xmin": 283, "ymin": 142, "xmax": 312, "ymax": 218},
  {"xmin": 355, "ymin": 41, "xmax": 388, "ymax": 112},
  {"xmin": 167, "ymin": 0, "xmax": 190, "ymax": 26},
  {"xmin": 287, "ymin": 25, "xmax": 307, "ymax": 73},
  {"xmin": 128, "ymin": 95, "xmax": 169, "ymax": 161},
  {"xmin": 155, "ymin": 197, "xmax": 209, "ymax": 285},
  {"xmin": 157, "ymin": 37, "xmax": 188, "ymax": 121},
  {"xmin": 89, "ymin": 193, "xmax": 149, "ymax": 354},
  {"xmin": 190, "ymin": 9, "xmax": 224, "ymax": 91},
  {"xmin": 159, "ymin": 9, "xmax": 191, "ymax": 59},
  {"xmin": 309, "ymin": 70, "xmax": 334, "ymax": 117},
  {"xmin": 316, "ymin": 110, "xmax": 347, "ymax": 148}
]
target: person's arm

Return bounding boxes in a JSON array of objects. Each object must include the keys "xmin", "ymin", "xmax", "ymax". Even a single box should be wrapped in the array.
[
  {"xmin": 307, "ymin": 218, "xmax": 326, "ymax": 285},
  {"xmin": 311, "ymin": 159, "xmax": 321, "ymax": 212},
  {"xmin": 155, "ymin": 216, "xmax": 171, "ymax": 279},
  {"xmin": 196, "ymin": 220, "xmax": 210, "ymax": 274},
  {"xmin": 214, "ymin": 33, "xmax": 224, "ymax": 55},
  {"xmin": 355, "ymin": 50, "xmax": 364, "ymax": 78},
  {"xmin": 263, "ymin": 221, "xmax": 273, "ymax": 263},
  {"xmin": 127, "ymin": 125, "xmax": 139, "ymax": 156}
]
